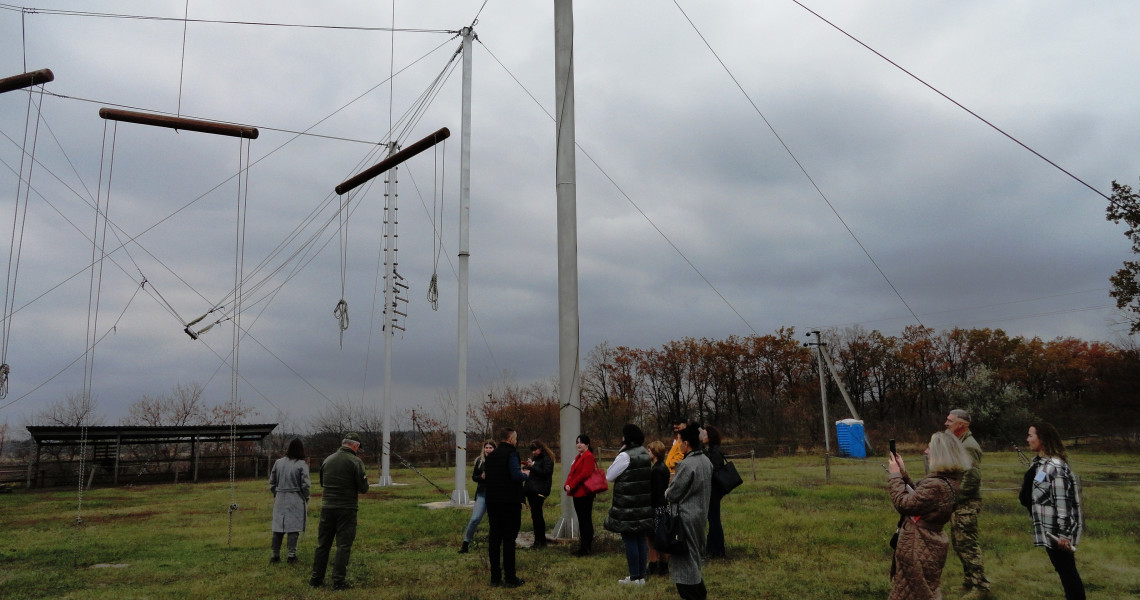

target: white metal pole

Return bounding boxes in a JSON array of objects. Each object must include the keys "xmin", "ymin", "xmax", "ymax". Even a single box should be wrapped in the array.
[
  {"xmin": 452, "ymin": 27, "xmax": 474, "ymax": 506},
  {"xmin": 551, "ymin": 0, "xmax": 582, "ymax": 540},
  {"xmin": 378, "ymin": 157, "xmax": 397, "ymax": 486}
]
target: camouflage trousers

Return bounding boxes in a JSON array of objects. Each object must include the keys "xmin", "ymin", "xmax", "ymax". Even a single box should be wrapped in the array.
[{"xmin": 950, "ymin": 498, "xmax": 991, "ymax": 591}]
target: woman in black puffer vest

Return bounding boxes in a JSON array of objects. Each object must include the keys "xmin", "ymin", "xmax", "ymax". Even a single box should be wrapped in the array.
[{"xmin": 604, "ymin": 423, "xmax": 654, "ymax": 585}]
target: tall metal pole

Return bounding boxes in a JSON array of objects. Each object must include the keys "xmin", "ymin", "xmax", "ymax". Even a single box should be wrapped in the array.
[
  {"xmin": 810, "ymin": 330, "xmax": 831, "ymax": 483},
  {"xmin": 551, "ymin": 0, "xmax": 582, "ymax": 540},
  {"xmin": 377, "ymin": 150, "xmax": 398, "ymax": 486},
  {"xmin": 452, "ymin": 27, "xmax": 474, "ymax": 506}
]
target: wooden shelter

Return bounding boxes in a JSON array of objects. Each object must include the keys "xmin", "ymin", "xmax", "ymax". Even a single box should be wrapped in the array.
[{"xmin": 25, "ymin": 424, "xmax": 277, "ymax": 487}]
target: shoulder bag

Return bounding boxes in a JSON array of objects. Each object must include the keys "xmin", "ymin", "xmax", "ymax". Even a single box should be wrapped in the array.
[
  {"xmin": 654, "ymin": 503, "xmax": 687, "ymax": 555},
  {"xmin": 713, "ymin": 460, "xmax": 743, "ymax": 494},
  {"xmin": 583, "ymin": 466, "xmax": 608, "ymax": 494}
]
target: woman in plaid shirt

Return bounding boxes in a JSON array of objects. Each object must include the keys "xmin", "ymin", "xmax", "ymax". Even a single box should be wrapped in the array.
[{"xmin": 1021, "ymin": 423, "xmax": 1085, "ymax": 600}]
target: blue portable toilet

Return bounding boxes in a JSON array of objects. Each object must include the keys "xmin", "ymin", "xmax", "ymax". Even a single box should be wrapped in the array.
[{"xmin": 835, "ymin": 419, "xmax": 867, "ymax": 458}]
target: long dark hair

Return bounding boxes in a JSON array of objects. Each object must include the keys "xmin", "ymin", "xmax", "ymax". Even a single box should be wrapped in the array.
[
  {"xmin": 286, "ymin": 437, "xmax": 306, "ymax": 461},
  {"xmin": 703, "ymin": 424, "xmax": 723, "ymax": 447},
  {"xmin": 529, "ymin": 439, "xmax": 554, "ymax": 459},
  {"xmin": 1032, "ymin": 422, "xmax": 1068, "ymax": 462}
]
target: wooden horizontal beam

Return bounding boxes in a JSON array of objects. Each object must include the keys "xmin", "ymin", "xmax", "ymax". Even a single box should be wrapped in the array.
[
  {"xmin": 335, "ymin": 126, "xmax": 450, "ymax": 195},
  {"xmin": 0, "ymin": 68, "xmax": 54, "ymax": 94},
  {"xmin": 99, "ymin": 108, "xmax": 258, "ymax": 139}
]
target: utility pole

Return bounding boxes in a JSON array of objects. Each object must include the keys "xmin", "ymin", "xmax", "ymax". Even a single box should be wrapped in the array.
[{"xmin": 806, "ymin": 330, "xmax": 831, "ymax": 483}]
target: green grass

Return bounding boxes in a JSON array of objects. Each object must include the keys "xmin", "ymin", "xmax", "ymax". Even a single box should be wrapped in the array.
[{"xmin": 1, "ymin": 451, "xmax": 1138, "ymax": 599}]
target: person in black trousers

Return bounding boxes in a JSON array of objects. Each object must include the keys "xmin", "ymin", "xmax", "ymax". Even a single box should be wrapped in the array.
[
  {"xmin": 702, "ymin": 425, "xmax": 727, "ymax": 558},
  {"xmin": 483, "ymin": 428, "xmax": 528, "ymax": 588},
  {"xmin": 523, "ymin": 439, "xmax": 555, "ymax": 549}
]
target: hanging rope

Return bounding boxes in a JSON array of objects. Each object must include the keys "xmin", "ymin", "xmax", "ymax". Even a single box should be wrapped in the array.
[
  {"xmin": 2, "ymin": 80, "xmax": 47, "ymax": 399},
  {"xmin": 334, "ymin": 190, "xmax": 350, "ymax": 346},
  {"xmin": 426, "ymin": 140, "xmax": 445, "ymax": 311},
  {"xmin": 227, "ymin": 137, "xmax": 251, "ymax": 546}
]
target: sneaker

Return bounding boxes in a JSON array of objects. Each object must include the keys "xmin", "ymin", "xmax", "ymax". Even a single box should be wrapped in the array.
[
  {"xmin": 618, "ymin": 577, "xmax": 635, "ymax": 584},
  {"xmin": 504, "ymin": 578, "xmax": 525, "ymax": 588},
  {"xmin": 286, "ymin": 555, "xmax": 298, "ymax": 564},
  {"xmin": 633, "ymin": 578, "xmax": 646, "ymax": 585},
  {"xmin": 459, "ymin": 541, "xmax": 470, "ymax": 554}
]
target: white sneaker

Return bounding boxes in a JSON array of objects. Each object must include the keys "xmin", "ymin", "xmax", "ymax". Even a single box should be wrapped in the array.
[{"xmin": 618, "ymin": 577, "xmax": 646, "ymax": 585}]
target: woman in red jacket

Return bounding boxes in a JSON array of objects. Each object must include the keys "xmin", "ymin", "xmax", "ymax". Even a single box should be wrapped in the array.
[{"xmin": 563, "ymin": 434, "xmax": 597, "ymax": 556}]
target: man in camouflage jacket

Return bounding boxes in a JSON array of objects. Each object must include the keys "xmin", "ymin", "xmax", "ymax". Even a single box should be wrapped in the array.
[{"xmin": 946, "ymin": 409, "xmax": 991, "ymax": 596}]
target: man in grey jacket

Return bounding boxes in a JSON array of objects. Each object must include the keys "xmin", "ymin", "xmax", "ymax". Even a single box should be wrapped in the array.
[
  {"xmin": 310, "ymin": 433, "xmax": 370, "ymax": 590},
  {"xmin": 946, "ymin": 409, "xmax": 992, "ymax": 597}
]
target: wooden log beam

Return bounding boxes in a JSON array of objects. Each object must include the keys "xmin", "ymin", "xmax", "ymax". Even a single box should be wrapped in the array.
[{"xmin": 99, "ymin": 108, "xmax": 258, "ymax": 139}]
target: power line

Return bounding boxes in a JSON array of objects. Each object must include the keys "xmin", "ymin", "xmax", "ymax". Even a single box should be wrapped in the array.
[
  {"xmin": 0, "ymin": 3, "xmax": 454, "ymax": 34},
  {"xmin": 787, "ymin": 0, "xmax": 1115, "ymax": 207},
  {"xmin": 670, "ymin": 0, "xmax": 925, "ymax": 328}
]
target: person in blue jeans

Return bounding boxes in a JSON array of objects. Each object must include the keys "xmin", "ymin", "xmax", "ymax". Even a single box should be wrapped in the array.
[
  {"xmin": 459, "ymin": 440, "xmax": 496, "ymax": 554},
  {"xmin": 604, "ymin": 424, "xmax": 654, "ymax": 585}
]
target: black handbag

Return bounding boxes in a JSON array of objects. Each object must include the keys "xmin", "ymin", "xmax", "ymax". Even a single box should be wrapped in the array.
[
  {"xmin": 713, "ymin": 461, "xmax": 743, "ymax": 494},
  {"xmin": 654, "ymin": 504, "xmax": 687, "ymax": 555}
]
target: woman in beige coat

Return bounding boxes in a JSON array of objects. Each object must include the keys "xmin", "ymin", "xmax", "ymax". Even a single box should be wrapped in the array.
[{"xmin": 887, "ymin": 431, "xmax": 971, "ymax": 600}]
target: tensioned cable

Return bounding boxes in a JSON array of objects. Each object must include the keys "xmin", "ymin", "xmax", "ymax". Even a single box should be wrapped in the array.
[
  {"xmin": 671, "ymin": 0, "xmax": 925, "ymax": 328},
  {"xmin": 480, "ymin": 40, "xmax": 761, "ymax": 336},
  {"xmin": 0, "ymin": 4, "xmax": 452, "ymax": 34},
  {"xmin": 787, "ymin": 0, "xmax": 1115, "ymax": 207}
]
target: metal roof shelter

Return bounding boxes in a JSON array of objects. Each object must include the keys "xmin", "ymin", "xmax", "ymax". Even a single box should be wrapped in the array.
[{"xmin": 25, "ymin": 424, "xmax": 277, "ymax": 487}]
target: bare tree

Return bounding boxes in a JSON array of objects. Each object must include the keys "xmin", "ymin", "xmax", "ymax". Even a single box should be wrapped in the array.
[{"xmin": 31, "ymin": 391, "xmax": 106, "ymax": 427}]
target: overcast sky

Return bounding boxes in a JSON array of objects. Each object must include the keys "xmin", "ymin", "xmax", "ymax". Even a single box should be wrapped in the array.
[{"xmin": 1, "ymin": 1, "xmax": 1137, "ymax": 432}]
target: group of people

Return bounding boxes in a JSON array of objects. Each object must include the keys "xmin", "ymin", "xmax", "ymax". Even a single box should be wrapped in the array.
[
  {"xmin": 459, "ymin": 422, "xmax": 725, "ymax": 600},
  {"xmin": 887, "ymin": 409, "xmax": 1085, "ymax": 600},
  {"xmin": 266, "ymin": 411, "xmax": 1086, "ymax": 599}
]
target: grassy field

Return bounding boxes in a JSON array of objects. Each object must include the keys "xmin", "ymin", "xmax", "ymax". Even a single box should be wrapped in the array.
[{"xmin": 1, "ymin": 450, "xmax": 1138, "ymax": 599}]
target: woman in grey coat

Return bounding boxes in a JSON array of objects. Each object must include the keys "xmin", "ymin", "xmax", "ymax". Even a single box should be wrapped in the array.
[
  {"xmin": 269, "ymin": 438, "xmax": 311, "ymax": 563},
  {"xmin": 665, "ymin": 422, "xmax": 713, "ymax": 600}
]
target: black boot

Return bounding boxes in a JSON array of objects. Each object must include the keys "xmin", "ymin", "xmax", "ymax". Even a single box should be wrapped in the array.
[
  {"xmin": 458, "ymin": 541, "xmax": 470, "ymax": 554},
  {"xmin": 646, "ymin": 561, "xmax": 659, "ymax": 576},
  {"xmin": 658, "ymin": 561, "xmax": 669, "ymax": 576}
]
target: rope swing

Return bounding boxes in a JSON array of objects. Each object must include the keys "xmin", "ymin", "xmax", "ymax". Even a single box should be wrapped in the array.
[{"xmin": 96, "ymin": 107, "xmax": 257, "ymax": 546}]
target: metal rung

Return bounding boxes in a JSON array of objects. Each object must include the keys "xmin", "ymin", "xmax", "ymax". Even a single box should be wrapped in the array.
[
  {"xmin": 391, "ymin": 324, "xmax": 406, "ymax": 331},
  {"xmin": 395, "ymin": 296, "xmax": 409, "ymax": 303},
  {"xmin": 394, "ymin": 310, "xmax": 407, "ymax": 317}
]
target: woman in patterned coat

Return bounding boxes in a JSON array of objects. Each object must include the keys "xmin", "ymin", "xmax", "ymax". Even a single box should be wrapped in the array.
[
  {"xmin": 887, "ymin": 431, "xmax": 970, "ymax": 600},
  {"xmin": 269, "ymin": 437, "xmax": 311, "ymax": 563},
  {"xmin": 1021, "ymin": 423, "xmax": 1085, "ymax": 600}
]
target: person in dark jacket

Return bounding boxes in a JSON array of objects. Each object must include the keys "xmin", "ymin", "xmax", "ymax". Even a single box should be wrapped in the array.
[
  {"xmin": 483, "ymin": 428, "xmax": 528, "ymax": 588},
  {"xmin": 563, "ymin": 434, "xmax": 598, "ymax": 556},
  {"xmin": 604, "ymin": 424, "xmax": 654, "ymax": 584},
  {"xmin": 459, "ymin": 440, "xmax": 496, "ymax": 554},
  {"xmin": 701, "ymin": 425, "xmax": 727, "ymax": 558},
  {"xmin": 523, "ymin": 439, "xmax": 555, "ymax": 549},
  {"xmin": 646, "ymin": 440, "xmax": 671, "ymax": 577},
  {"xmin": 310, "ymin": 433, "xmax": 370, "ymax": 590}
]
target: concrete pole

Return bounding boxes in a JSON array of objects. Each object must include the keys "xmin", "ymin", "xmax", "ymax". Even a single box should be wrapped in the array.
[
  {"xmin": 812, "ymin": 331, "xmax": 831, "ymax": 483},
  {"xmin": 551, "ymin": 0, "xmax": 582, "ymax": 540},
  {"xmin": 452, "ymin": 27, "xmax": 474, "ymax": 506}
]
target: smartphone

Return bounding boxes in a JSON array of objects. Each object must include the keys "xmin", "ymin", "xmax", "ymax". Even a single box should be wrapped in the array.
[{"xmin": 889, "ymin": 439, "xmax": 897, "ymax": 455}]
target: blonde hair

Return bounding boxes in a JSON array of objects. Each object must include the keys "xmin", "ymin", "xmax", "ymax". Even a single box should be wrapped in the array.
[
  {"xmin": 474, "ymin": 439, "xmax": 496, "ymax": 468},
  {"xmin": 646, "ymin": 440, "xmax": 667, "ymax": 463},
  {"xmin": 926, "ymin": 430, "xmax": 971, "ymax": 474}
]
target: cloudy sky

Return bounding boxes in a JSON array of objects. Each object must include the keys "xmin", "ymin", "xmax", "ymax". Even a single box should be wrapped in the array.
[{"xmin": 1, "ymin": 1, "xmax": 1137, "ymax": 431}]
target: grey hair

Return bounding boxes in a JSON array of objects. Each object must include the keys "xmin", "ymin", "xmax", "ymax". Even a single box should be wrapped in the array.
[
  {"xmin": 949, "ymin": 408, "xmax": 971, "ymax": 423},
  {"xmin": 927, "ymin": 431, "xmax": 971, "ymax": 474}
]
